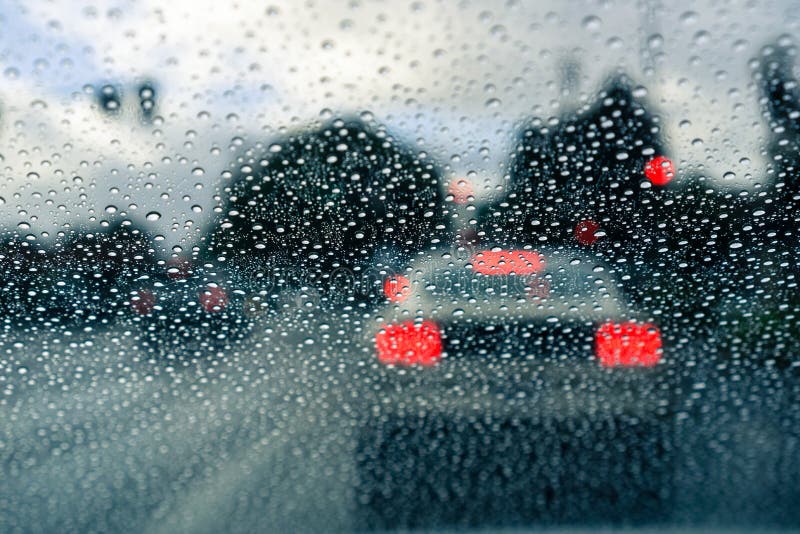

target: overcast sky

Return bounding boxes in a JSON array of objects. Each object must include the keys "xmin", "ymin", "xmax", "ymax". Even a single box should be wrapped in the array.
[{"xmin": 0, "ymin": 0, "xmax": 797, "ymax": 248}]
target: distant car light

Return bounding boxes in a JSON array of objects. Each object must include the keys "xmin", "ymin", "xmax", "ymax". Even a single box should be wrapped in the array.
[
  {"xmin": 448, "ymin": 178, "xmax": 475, "ymax": 205},
  {"xmin": 574, "ymin": 219, "xmax": 601, "ymax": 245},
  {"xmin": 199, "ymin": 285, "xmax": 229, "ymax": 312},
  {"xmin": 130, "ymin": 289, "xmax": 155, "ymax": 315},
  {"xmin": 644, "ymin": 156, "xmax": 675, "ymax": 186},
  {"xmin": 471, "ymin": 250, "xmax": 545, "ymax": 275},
  {"xmin": 383, "ymin": 275, "xmax": 412, "ymax": 302},
  {"xmin": 375, "ymin": 320, "xmax": 442, "ymax": 367},
  {"xmin": 594, "ymin": 321, "xmax": 663, "ymax": 367}
]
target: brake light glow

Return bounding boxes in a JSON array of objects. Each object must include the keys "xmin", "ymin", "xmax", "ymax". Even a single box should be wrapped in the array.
[
  {"xmin": 130, "ymin": 289, "xmax": 155, "ymax": 315},
  {"xmin": 644, "ymin": 156, "xmax": 674, "ymax": 186},
  {"xmin": 594, "ymin": 321, "xmax": 662, "ymax": 367},
  {"xmin": 199, "ymin": 286, "xmax": 229, "ymax": 312},
  {"xmin": 383, "ymin": 275, "xmax": 412, "ymax": 302},
  {"xmin": 471, "ymin": 250, "xmax": 544, "ymax": 275},
  {"xmin": 375, "ymin": 320, "xmax": 442, "ymax": 367},
  {"xmin": 574, "ymin": 219, "xmax": 600, "ymax": 246},
  {"xmin": 448, "ymin": 178, "xmax": 474, "ymax": 205}
]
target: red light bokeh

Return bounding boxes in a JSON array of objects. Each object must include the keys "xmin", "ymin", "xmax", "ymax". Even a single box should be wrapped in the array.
[
  {"xmin": 448, "ymin": 178, "xmax": 475, "ymax": 205},
  {"xmin": 199, "ymin": 286, "xmax": 229, "ymax": 312},
  {"xmin": 471, "ymin": 250, "xmax": 545, "ymax": 275},
  {"xmin": 131, "ymin": 289, "xmax": 156, "ymax": 315},
  {"xmin": 383, "ymin": 275, "xmax": 412, "ymax": 302},
  {"xmin": 574, "ymin": 219, "xmax": 601, "ymax": 245},
  {"xmin": 594, "ymin": 321, "xmax": 663, "ymax": 367},
  {"xmin": 375, "ymin": 320, "xmax": 442, "ymax": 367},
  {"xmin": 644, "ymin": 156, "xmax": 675, "ymax": 186}
]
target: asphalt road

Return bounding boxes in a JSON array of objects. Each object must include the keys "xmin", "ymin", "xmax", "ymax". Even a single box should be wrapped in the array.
[{"xmin": 0, "ymin": 308, "xmax": 798, "ymax": 533}]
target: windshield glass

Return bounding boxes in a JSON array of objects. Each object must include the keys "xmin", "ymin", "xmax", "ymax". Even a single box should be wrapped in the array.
[{"xmin": 2, "ymin": 1, "xmax": 800, "ymax": 532}]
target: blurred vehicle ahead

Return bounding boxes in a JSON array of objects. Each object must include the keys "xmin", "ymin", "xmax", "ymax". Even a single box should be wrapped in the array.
[{"xmin": 356, "ymin": 244, "xmax": 674, "ymax": 529}]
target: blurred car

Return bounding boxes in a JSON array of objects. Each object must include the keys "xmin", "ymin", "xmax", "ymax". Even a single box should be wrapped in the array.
[
  {"xmin": 122, "ymin": 257, "xmax": 258, "ymax": 348},
  {"xmin": 0, "ymin": 234, "xmax": 53, "ymax": 325},
  {"xmin": 355, "ymin": 244, "xmax": 674, "ymax": 529},
  {"xmin": 40, "ymin": 222, "xmax": 157, "ymax": 325},
  {"xmin": 0, "ymin": 222, "xmax": 156, "ymax": 327},
  {"xmin": 204, "ymin": 116, "xmax": 451, "ymax": 300}
]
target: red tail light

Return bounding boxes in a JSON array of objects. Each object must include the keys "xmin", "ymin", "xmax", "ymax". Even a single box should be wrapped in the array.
[
  {"xmin": 644, "ymin": 156, "xmax": 674, "ymax": 186},
  {"xmin": 199, "ymin": 285, "xmax": 229, "ymax": 312},
  {"xmin": 594, "ymin": 321, "xmax": 662, "ymax": 367},
  {"xmin": 375, "ymin": 320, "xmax": 442, "ymax": 367},
  {"xmin": 130, "ymin": 289, "xmax": 155, "ymax": 315},
  {"xmin": 383, "ymin": 275, "xmax": 412, "ymax": 302},
  {"xmin": 574, "ymin": 219, "xmax": 600, "ymax": 246},
  {"xmin": 448, "ymin": 178, "xmax": 475, "ymax": 205},
  {"xmin": 471, "ymin": 250, "xmax": 544, "ymax": 275}
]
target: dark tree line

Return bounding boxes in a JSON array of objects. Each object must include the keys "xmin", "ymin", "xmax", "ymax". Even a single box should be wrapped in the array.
[{"xmin": 3, "ymin": 41, "xmax": 800, "ymax": 325}]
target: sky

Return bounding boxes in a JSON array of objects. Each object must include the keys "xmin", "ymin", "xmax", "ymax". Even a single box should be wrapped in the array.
[{"xmin": 0, "ymin": 0, "xmax": 797, "ymax": 249}]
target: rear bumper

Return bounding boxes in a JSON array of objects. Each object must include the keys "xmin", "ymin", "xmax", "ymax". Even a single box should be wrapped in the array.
[
  {"xmin": 356, "ymin": 317, "xmax": 674, "ymax": 529},
  {"xmin": 354, "ymin": 410, "xmax": 675, "ymax": 530}
]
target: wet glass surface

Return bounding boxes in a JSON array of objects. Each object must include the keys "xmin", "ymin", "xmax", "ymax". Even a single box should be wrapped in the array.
[{"xmin": 1, "ymin": 1, "xmax": 800, "ymax": 532}]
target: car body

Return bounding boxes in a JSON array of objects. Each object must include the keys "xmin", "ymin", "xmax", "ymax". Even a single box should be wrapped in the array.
[
  {"xmin": 0, "ymin": 223, "xmax": 157, "ymax": 327},
  {"xmin": 355, "ymin": 244, "xmax": 674, "ymax": 529},
  {"xmin": 0, "ymin": 236, "xmax": 54, "ymax": 326}
]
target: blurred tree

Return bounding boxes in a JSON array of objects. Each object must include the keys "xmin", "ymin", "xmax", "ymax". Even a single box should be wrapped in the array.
[
  {"xmin": 479, "ymin": 75, "xmax": 739, "ymax": 325},
  {"xmin": 204, "ymin": 117, "xmax": 449, "ymax": 289}
]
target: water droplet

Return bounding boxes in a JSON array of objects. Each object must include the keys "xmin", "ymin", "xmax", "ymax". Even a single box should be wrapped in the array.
[
  {"xmin": 693, "ymin": 30, "xmax": 711, "ymax": 46},
  {"xmin": 582, "ymin": 15, "xmax": 601, "ymax": 31},
  {"xmin": 647, "ymin": 34, "xmax": 664, "ymax": 49},
  {"xmin": 146, "ymin": 212, "xmax": 161, "ymax": 221},
  {"xmin": 680, "ymin": 11, "xmax": 699, "ymax": 25}
]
